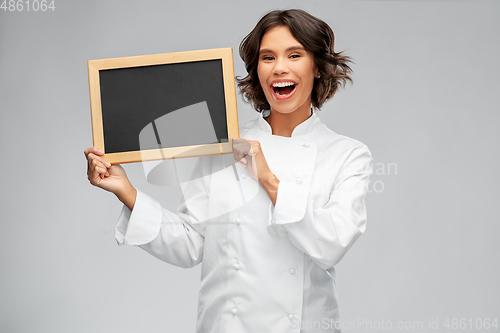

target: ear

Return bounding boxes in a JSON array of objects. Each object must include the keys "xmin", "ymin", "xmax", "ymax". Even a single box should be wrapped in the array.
[{"xmin": 314, "ymin": 66, "xmax": 320, "ymax": 79}]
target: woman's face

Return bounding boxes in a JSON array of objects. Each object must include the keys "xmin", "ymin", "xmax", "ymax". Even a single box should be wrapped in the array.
[{"xmin": 257, "ymin": 26, "xmax": 318, "ymax": 115}]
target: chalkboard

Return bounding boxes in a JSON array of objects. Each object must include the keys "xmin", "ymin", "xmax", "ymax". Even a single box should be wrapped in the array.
[{"xmin": 88, "ymin": 48, "xmax": 239, "ymax": 164}]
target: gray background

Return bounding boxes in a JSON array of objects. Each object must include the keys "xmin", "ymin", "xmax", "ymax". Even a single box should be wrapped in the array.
[{"xmin": 1, "ymin": 0, "xmax": 499, "ymax": 332}]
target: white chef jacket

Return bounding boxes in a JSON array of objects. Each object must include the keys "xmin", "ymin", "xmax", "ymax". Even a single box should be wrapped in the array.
[{"xmin": 115, "ymin": 110, "xmax": 372, "ymax": 333}]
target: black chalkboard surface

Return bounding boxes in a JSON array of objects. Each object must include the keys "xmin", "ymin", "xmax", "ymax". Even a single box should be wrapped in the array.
[{"xmin": 88, "ymin": 48, "xmax": 239, "ymax": 164}]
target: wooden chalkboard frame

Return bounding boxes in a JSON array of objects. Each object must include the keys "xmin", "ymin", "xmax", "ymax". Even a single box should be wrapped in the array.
[{"xmin": 88, "ymin": 47, "xmax": 239, "ymax": 164}]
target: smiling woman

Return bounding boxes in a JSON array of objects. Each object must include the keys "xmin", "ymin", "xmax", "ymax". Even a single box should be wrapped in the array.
[
  {"xmin": 85, "ymin": 8, "xmax": 372, "ymax": 333},
  {"xmin": 238, "ymin": 9, "xmax": 353, "ymax": 113},
  {"xmin": 257, "ymin": 26, "xmax": 318, "ymax": 117}
]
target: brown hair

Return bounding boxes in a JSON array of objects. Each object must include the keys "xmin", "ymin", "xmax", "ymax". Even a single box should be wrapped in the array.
[{"xmin": 238, "ymin": 9, "xmax": 353, "ymax": 112}]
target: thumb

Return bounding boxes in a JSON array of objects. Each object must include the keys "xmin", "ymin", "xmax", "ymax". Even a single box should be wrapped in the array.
[{"xmin": 238, "ymin": 157, "xmax": 248, "ymax": 166}]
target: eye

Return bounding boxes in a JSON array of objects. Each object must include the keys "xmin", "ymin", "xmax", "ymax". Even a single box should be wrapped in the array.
[
  {"xmin": 262, "ymin": 56, "xmax": 274, "ymax": 61},
  {"xmin": 290, "ymin": 54, "xmax": 301, "ymax": 59}
]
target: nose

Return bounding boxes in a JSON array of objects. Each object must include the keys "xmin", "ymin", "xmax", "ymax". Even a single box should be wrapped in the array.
[{"xmin": 273, "ymin": 57, "xmax": 288, "ymax": 75}]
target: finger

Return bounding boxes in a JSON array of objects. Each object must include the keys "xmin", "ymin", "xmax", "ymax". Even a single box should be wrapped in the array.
[
  {"xmin": 84, "ymin": 147, "xmax": 104, "ymax": 158},
  {"xmin": 237, "ymin": 157, "xmax": 248, "ymax": 166},
  {"xmin": 87, "ymin": 154, "xmax": 109, "ymax": 174},
  {"xmin": 234, "ymin": 151, "xmax": 252, "ymax": 164},
  {"xmin": 95, "ymin": 165, "xmax": 108, "ymax": 179},
  {"xmin": 90, "ymin": 158, "xmax": 107, "ymax": 177},
  {"xmin": 233, "ymin": 139, "xmax": 252, "ymax": 149},
  {"xmin": 90, "ymin": 163, "xmax": 108, "ymax": 183},
  {"xmin": 233, "ymin": 138, "xmax": 254, "ymax": 144},
  {"xmin": 232, "ymin": 145, "xmax": 244, "ymax": 161},
  {"xmin": 87, "ymin": 153, "xmax": 111, "ymax": 168},
  {"xmin": 233, "ymin": 142, "xmax": 252, "ymax": 149},
  {"xmin": 94, "ymin": 163, "xmax": 110, "ymax": 176},
  {"xmin": 232, "ymin": 143, "xmax": 252, "ymax": 158}
]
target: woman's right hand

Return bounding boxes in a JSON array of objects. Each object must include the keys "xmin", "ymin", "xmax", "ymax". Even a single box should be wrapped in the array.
[{"xmin": 84, "ymin": 147, "xmax": 137, "ymax": 210}]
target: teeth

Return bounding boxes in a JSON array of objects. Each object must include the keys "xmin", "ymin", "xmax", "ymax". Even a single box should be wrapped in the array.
[{"xmin": 272, "ymin": 81, "xmax": 295, "ymax": 88}]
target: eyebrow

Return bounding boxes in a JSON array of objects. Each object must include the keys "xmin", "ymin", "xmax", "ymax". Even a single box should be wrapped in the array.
[{"xmin": 259, "ymin": 46, "xmax": 306, "ymax": 54}]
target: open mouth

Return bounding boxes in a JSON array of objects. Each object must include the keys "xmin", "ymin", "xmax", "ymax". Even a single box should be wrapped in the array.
[{"xmin": 272, "ymin": 81, "xmax": 297, "ymax": 98}]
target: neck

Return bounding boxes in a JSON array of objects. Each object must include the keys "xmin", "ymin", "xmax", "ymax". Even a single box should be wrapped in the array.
[{"xmin": 265, "ymin": 104, "xmax": 312, "ymax": 137}]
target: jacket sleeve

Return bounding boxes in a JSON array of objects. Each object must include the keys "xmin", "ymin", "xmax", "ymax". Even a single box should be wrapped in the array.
[
  {"xmin": 114, "ymin": 158, "xmax": 210, "ymax": 269},
  {"xmin": 268, "ymin": 144, "xmax": 373, "ymax": 270}
]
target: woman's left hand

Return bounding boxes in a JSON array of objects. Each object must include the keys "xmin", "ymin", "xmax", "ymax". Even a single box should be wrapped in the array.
[
  {"xmin": 232, "ymin": 138, "xmax": 280, "ymax": 205},
  {"xmin": 232, "ymin": 138, "xmax": 273, "ymax": 182}
]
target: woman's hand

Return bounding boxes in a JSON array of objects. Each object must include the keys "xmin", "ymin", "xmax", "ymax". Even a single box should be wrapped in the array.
[
  {"xmin": 232, "ymin": 138, "xmax": 280, "ymax": 205},
  {"xmin": 84, "ymin": 147, "xmax": 137, "ymax": 210},
  {"xmin": 232, "ymin": 138, "xmax": 270, "ymax": 181}
]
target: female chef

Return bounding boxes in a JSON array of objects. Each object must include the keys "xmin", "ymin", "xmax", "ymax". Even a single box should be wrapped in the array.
[{"xmin": 85, "ymin": 9, "xmax": 372, "ymax": 333}]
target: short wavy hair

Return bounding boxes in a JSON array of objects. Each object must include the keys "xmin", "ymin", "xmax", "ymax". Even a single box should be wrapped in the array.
[{"xmin": 238, "ymin": 9, "xmax": 353, "ymax": 112}]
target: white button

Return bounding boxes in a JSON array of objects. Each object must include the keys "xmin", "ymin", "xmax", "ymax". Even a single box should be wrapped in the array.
[
  {"xmin": 289, "ymin": 268, "xmax": 295, "ymax": 275},
  {"xmin": 303, "ymin": 142, "xmax": 310, "ymax": 148},
  {"xmin": 295, "ymin": 178, "xmax": 302, "ymax": 184},
  {"xmin": 240, "ymin": 173, "xmax": 247, "ymax": 179},
  {"xmin": 233, "ymin": 263, "xmax": 240, "ymax": 270},
  {"xmin": 288, "ymin": 314, "xmax": 294, "ymax": 320},
  {"xmin": 236, "ymin": 217, "xmax": 242, "ymax": 225},
  {"xmin": 232, "ymin": 307, "xmax": 238, "ymax": 315}
]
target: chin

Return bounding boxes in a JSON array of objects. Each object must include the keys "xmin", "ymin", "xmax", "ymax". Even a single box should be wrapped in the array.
[{"xmin": 269, "ymin": 99, "xmax": 310, "ymax": 115}]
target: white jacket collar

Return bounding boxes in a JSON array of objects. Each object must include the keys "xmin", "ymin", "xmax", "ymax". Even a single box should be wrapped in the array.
[{"xmin": 257, "ymin": 110, "xmax": 320, "ymax": 138}]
